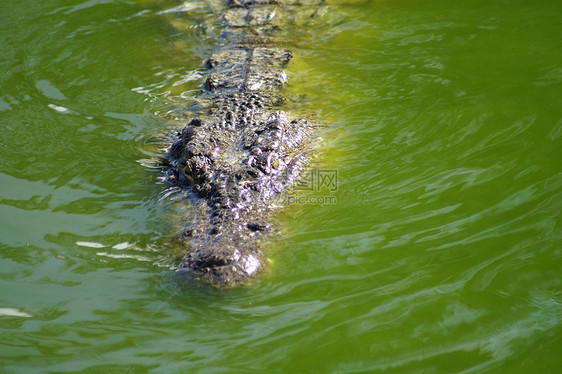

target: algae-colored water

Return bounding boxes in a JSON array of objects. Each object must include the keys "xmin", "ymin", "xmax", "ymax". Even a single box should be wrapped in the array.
[{"xmin": 1, "ymin": 0, "xmax": 562, "ymax": 372}]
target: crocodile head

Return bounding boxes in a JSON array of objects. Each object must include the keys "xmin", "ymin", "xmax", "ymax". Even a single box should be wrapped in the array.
[{"xmin": 179, "ymin": 237, "xmax": 264, "ymax": 287}]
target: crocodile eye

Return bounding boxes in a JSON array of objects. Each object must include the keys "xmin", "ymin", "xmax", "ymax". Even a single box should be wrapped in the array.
[{"xmin": 247, "ymin": 156, "xmax": 256, "ymax": 167}]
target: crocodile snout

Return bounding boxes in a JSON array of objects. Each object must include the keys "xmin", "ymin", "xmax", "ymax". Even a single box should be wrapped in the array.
[{"xmin": 180, "ymin": 239, "xmax": 263, "ymax": 287}]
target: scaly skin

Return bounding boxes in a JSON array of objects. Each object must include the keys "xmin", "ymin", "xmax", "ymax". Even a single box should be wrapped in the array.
[{"xmin": 165, "ymin": 0, "xmax": 322, "ymax": 286}]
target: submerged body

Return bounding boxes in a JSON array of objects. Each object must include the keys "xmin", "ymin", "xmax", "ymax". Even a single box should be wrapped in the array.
[{"xmin": 166, "ymin": 0, "xmax": 322, "ymax": 286}]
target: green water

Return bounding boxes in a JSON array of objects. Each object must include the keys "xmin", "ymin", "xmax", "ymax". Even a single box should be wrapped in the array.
[{"xmin": 1, "ymin": 0, "xmax": 562, "ymax": 372}]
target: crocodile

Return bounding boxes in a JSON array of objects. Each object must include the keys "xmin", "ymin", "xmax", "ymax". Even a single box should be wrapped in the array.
[{"xmin": 164, "ymin": 0, "xmax": 324, "ymax": 287}]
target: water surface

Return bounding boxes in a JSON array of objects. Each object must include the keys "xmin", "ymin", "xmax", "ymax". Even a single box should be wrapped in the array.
[{"xmin": 1, "ymin": 0, "xmax": 562, "ymax": 372}]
